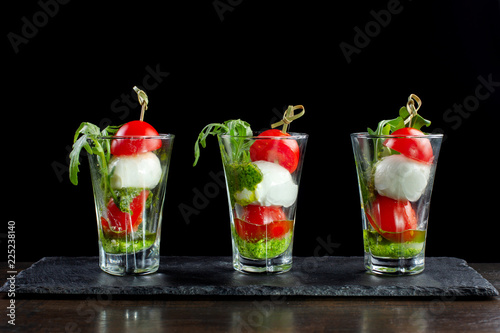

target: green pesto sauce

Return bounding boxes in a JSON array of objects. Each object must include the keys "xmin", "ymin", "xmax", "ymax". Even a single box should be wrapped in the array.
[
  {"xmin": 363, "ymin": 229, "xmax": 425, "ymax": 259},
  {"xmin": 233, "ymin": 231, "xmax": 292, "ymax": 260},
  {"xmin": 224, "ymin": 162, "xmax": 263, "ymax": 206},
  {"xmin": 100, "ymin": 230, "xmax": 156, "ymax": 254},
  {"xmin": 109, "ymin": 188, "xmax": 153, "ymax": 214}
]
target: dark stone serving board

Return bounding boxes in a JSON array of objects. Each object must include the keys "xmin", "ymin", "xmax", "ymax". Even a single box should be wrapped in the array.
[{"xmin": 1, "ymin": 256, "xmax": 498, "ymax": 297}]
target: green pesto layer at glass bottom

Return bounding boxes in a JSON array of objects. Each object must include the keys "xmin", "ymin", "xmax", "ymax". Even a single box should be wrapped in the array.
[
  {"xmin": 233, "ymin": 231, "xmax": 292, "ymax": 260},
  {"xmin": 100, "ymin": 231, "xmax": 157, "ymax": 254},
  {"xmin": 363, "ymin": 229, "xmax": 425, "ymax": 259}
]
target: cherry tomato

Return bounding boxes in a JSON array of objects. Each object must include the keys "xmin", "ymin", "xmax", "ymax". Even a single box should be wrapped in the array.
[
  {"xmin": 240, "ymin": 204, "xmax": 286, "ymax": 225},
  {"xmin": 383, "ymin": 128, "xmax": 433, "ymax": 164},
  {"xmin": 110, "ymin": 120, "xmax": 162, "ymax": 156},
  {"xmin": 250, "ymin": 129, "xmax": 300, "ymax": 173},
  {"xmin": 234, "ymin": 205, "xmax": 292, "ymax": 241},
  {"xmin": 101, "ymin": 190, "xmax": 149, "ymax": 237},
  {"xmin": 366, "ymin": 195, "xmax": 418, "ymax": 243}
]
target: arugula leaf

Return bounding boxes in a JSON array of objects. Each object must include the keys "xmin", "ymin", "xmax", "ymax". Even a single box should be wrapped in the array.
[
  {"xmin": 69, "ymin": 122, "xmax": 121, "ymax": 186},
  {"xmin": 368, "ymin": 116, "xmax": 406, "ymax": 137},
  {"xmin": 368, "ymin": 106, "xmax": 431, "ymax": 138},
  {"xmin": 367, "ymin": 117, "xmax": 402, "ymax": 161},
  {"xmin": 367, "ymin": 103, "xmax": 431, "ymax": 164},
  {"xmin": 193, "ymin": 123, "xmax": 228, "ymax": 167},
  {"xmin": 70, "ymin": 123, "xmax": 99, "ymax": 185},
  {"xmin": 224, "ymin": 119, "xmax": 253, "ymax": 162},
  {"xmin": 193, "ymin": 119, "xmax": 252, "ymax": 166},
  {"xmin": 399, "ymin": 106, "xmax": 431, "ymax": 130}
]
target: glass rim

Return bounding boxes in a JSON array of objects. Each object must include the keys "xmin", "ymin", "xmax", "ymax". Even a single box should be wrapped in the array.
[
  {"xmin": 94, "ymin": 133, "xmax": 175, "ymax": 140},
  {"xmin": 218, "ymin": 131, "xmax": 308, "ymax": 139},
  {"xmin": 350, "ymin": 132, "xmax": 443, "ymax": 139}
]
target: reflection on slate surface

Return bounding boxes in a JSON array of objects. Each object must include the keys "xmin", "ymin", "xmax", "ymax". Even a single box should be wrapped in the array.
[{"xmin": 1, "ymin": 256, "xmax": 498, "ymax": 297}]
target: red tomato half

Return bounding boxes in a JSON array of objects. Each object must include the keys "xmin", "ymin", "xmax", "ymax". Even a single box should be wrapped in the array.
[
  {"xmin": 234, "ymin": 205, "xmax": 292, "ymax": 241},
  {"xmin": 240, "ymin": 205, "xmax": 286, "ymax": 225},
  {"xmin": 250, "ymin": 129, "xmax": 300, "ymax": 173},
  {"xmin": 383, "ymin": 128, "xmax": 433, "ymax": 164},
  {"xmin": 366, "ymin": 195, "xmax": 418, "ymax": 242},
  {"xmin": 110, "ymin": 120, "xmax": 162, "ymax": 156},
  {"xmin": 101, "ymin": 190, "xmax": 149, "ymax": 237}
]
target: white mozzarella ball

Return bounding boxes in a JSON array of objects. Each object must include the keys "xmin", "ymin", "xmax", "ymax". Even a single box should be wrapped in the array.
[
  {"xmin": 253, "ymin": 160, "xmax": 298, "ymax": 207},
  {"xmin": 109, "ymin": 152, "xmax": 162, "ymax": 189},
  {"xmin": 374, "ymin": 154, "xmax": 431, "ymax": 202}
]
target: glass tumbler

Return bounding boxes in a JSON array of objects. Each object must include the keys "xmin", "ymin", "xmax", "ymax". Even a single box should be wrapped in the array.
[
  {"xmin": 351, "ymin": 132, "xmax": 443, "ymax": 275},
  {"xmin": 87, "ymin": 134, "xmax": 174, "ymax": 276},
  {"xmin": 218, "ymin": 132, "xmax": 308, "ymax": 273}
]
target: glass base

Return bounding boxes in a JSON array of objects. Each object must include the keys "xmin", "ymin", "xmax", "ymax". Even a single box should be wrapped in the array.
[
  {"xmin": 99, "ymin": 245, "xmax": 159, "ymax": 276},
  {"xmin": 364, "ymin": 252, "xmax": 425, "ymax": 275},
  {"xmin": 233, "ymin": 254, "xmax": 292, "ymax": 274}
]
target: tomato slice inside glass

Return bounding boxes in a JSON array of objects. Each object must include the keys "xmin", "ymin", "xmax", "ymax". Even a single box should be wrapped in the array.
[
  {"xmin": 250, "ymin": 129, "xmax": 300, "ymax": 173},
  {"xmin": 366, "ymin": 195, "xmax": 418, "ymax": 242},
  {"xmin": 110, "ymin": 120, "xmax": 162, "ymax": 156},
  {"xmin": 383, "ymin": 128, "xmax": 433, "ymax": 164},
  {"xmin": 101, "ymin": 190, "xmax": 149, "ymax": 237},
  {"xmin": 234, "ymin": 205, "xmax": 292, "ymax": 241},
  {"xmin": 240, "ymin": 204, "xmax": 286, "ymax": 225},
  {"xmin": 234, "ymin": 218, "xmax": 293, "ymax": 242}
]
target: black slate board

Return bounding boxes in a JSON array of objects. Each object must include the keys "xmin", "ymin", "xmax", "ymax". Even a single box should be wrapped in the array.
[{"xmin": 1, "ymin": 256, "xmax": 498, "ymax": 297}]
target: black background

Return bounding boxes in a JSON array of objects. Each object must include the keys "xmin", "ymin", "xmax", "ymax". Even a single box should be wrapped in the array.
[{"xmin": 4, "ymin": 1, "xmax": 500, "ymax": 263}]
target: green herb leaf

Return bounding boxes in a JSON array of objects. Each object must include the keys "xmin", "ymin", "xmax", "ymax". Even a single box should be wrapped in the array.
[
  {"xmin": 398, "ymin": 106, "xmax": 409, "ymax": 119},
  {"xmin": 386, "ymin": 117, "xmax": 405, "ymax": 133},
  {"xmin": 73, "ymin": 122, "xmax": 100, "ymax": 144},
  {"xmin": 70, "ymin": 122, "xmax": 100, "ymax": 185},
  {"xmin": 226, "ymin": 119, "xmax": 252, "ymax": 137},
  {"xmin": 411, "ymin": 114, "xmax": 431, "ymax": 131},
  {"xmin": 193, "ymin": 119, "xmax": 252, "ymax": 166},
  {"xmin": 399, "ymin": 106, "xmax": 431, "ymax": 130},
  {"xmin": 366, "ymin": 99, "xmax": 431, "ymax": 164},
  {"xmin": 69, "ymin": 122, "xmax": 122, "ymax": 185},
  {"xmin": 69, "ymin": 135, "xmax": 89, "ymax": 185},
  {"xmin": 101, "ymin": 125, "xmax": 121, "ymax": 136},
  {"xmin": 371, "ymin": 117, "xmax": 404, "ymax": 136}
]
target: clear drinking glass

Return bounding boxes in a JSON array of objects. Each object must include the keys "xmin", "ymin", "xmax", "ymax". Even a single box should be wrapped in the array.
[
  {"xmin": 218, "ymin": 132, "xmax": 308, "ymax": 273},
  {"xmin": 87, "ymin": 134, "xmax": 174, "ymax": 276},
  {"xmin": 351, "ymin": 132, "xmax": 443, "ymax": 275}
]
